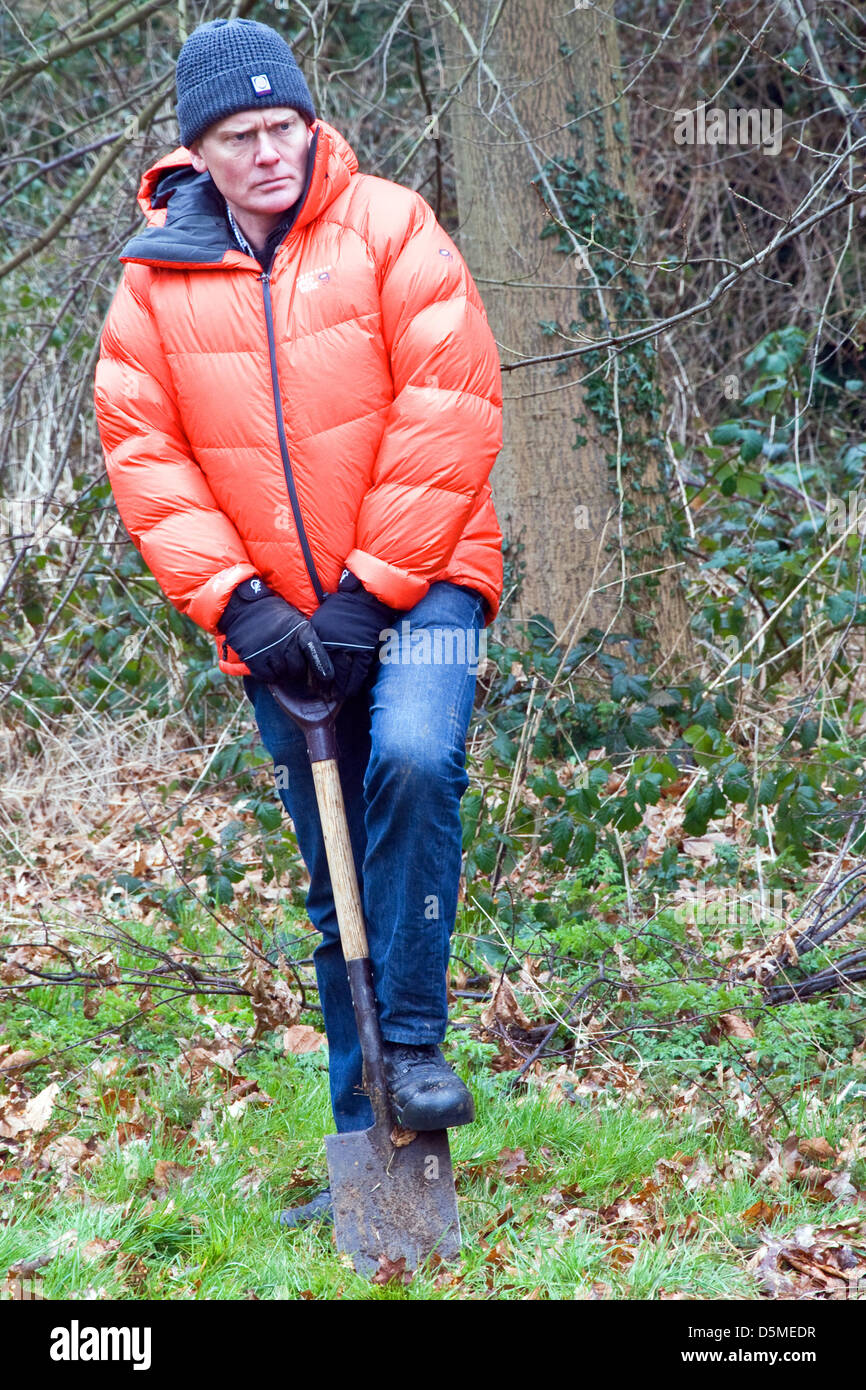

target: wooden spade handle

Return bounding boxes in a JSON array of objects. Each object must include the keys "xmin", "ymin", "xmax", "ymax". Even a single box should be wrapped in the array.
[
  {"xmin": 310, "ymin": 758, "xmax": 369, "ymax": 962},
  {"xmin": 268, "ymin": 682, "xmax": 391, "ymax": 1131},
  {"xmin": 267, "ymin": 683, "xmax": 371, "ymax": 964}
]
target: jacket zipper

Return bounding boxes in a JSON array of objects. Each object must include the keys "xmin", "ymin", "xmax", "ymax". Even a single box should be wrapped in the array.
[{"xmin": 259, "ymin": 270, "xmax": 325, "ymax": 606}]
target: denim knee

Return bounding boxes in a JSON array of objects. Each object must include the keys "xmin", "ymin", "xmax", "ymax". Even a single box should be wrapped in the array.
[{"xmin": 364, "ymin": 726, "xmax": 466, "ymax": 805}]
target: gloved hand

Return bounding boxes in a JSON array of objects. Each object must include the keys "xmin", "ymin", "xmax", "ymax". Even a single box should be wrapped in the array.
[
  {"xmin": 310, "ymin": 569, "xmax": 398, "ymax": 699},
  {"xmin": 219, "ymin": 577, "xmax": 334, "ymax": 687}
]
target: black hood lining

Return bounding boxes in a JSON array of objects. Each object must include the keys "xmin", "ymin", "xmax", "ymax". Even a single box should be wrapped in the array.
[{"xmin": 120, "ymin": 129, "xmax": 320, "ymax": 269}]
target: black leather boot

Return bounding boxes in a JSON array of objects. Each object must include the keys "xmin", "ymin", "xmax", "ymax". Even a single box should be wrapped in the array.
[
  {"xmin": 278, "ymin": 1189, "xmax": 334, "ymax": 1228},
  {"xmin": 382, "ymin": 1042, "xmax": 475, "ymax": 1130}
]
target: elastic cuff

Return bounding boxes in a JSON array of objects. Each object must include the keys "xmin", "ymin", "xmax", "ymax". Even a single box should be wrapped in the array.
[
  {"xmin": 187, "ymin": 562, "xmax": 258, "ymax": 631},
  {"xmin": 344, "ymin": 548, "xmax": 429, "ymax": 610}
]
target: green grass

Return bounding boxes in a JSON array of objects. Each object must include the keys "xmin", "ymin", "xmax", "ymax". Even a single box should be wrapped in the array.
[{"xmin": 2, "ymin": 905, "xmax": 864, "ymax": 1301}]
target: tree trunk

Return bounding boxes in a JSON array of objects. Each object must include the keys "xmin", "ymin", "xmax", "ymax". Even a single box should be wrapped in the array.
[{"xmin": 442, "ymin": 0, "xmax": 691, "ymax": 669}]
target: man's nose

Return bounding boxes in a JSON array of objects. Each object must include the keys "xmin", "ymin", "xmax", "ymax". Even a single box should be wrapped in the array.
[{"xmin": 254, "ymin": 133, "xmax": 280, "ymax": 163}]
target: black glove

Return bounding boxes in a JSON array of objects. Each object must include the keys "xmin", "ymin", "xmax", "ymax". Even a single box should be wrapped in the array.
[
  {"xmin": 310, "ymin": 569, "xmax": 398, "ymax": 699},
  {"xmin": 220, "ymin": 577, "xmax": 334, "ymax": 687}
]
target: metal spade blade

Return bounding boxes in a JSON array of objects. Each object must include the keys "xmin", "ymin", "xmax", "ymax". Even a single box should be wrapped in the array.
[{"xmin": 326, "ymin": 1125, "xmax": 460, "ymax": 1277}]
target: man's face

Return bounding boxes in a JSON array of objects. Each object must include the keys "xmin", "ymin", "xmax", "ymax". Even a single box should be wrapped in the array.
[{"xmin": 189, "ymin": 107, "xmax": 314, "ymax": 233}]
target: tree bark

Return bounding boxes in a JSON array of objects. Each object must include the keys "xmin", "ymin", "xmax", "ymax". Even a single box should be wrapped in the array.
[{"xmin": 442, "ymin": 0, "xmax": 691, "ymax": 668}]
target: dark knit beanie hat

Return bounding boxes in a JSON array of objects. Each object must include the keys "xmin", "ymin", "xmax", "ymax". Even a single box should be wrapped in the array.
[{"xmin": 176, "ymin": 18, "xmax": 316, "ymax": 147}]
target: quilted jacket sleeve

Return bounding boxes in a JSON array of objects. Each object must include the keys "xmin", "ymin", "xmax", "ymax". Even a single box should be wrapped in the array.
[
  {"xmin": 93, "ymin": 264, "xmax": 256, "ymax": 632},
  {"xmin": 344, "ymin": 188, "xmax": 502, "ymax": 610}
]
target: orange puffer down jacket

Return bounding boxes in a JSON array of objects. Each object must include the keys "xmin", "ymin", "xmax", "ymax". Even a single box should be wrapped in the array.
[{"xmin": 94, "ymin": 122, "xmax": 503, "ymax": 676}]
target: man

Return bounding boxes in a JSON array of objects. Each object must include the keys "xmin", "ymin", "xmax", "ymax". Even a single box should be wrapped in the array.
[{"xmin": 94, "ymin": 17, "xmax": 503, "ymax": 1226}]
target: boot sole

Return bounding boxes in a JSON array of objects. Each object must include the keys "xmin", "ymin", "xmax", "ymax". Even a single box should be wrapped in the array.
[
  {"xmin": 278, "ymin": 1192, "xmax": 334, "ymax": 1228},
  {"xmin": 392, "ymin": 1091, "xmax": 475, "ymax": 1131}
]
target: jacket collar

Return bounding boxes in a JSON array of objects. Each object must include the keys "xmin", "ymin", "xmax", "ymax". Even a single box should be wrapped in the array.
[{"xmin": 119, "ymin": 122, "xmax": 356, "ymax": 270}]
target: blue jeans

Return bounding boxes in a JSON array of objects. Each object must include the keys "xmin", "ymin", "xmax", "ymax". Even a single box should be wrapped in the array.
[{"xmin": 243, "ymin": 581, "xmax": 485, "ymax": 1132}]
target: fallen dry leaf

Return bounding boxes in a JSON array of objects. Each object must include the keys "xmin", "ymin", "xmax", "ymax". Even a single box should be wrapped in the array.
[
  {"xmin": 606, "ymin": 1241, "xmax": 639, "ymax": 1269},
  {"xmin": 224, "ymin": 1077, "xmax": 267, "ymax": 1103},
  {"xmin": 572, "ymin": 1281, "xmax": 614, "ymax": 1300},
  {"xmin": 89, "ymin": 951, "xmax": 121, "ymax": 985},
  {"xmin": 537, "ymin": 1065, "xmax": 578, "ymax": 1107},
  {"xmin": 6, "ymin": 1227, "xmax": 78, "ymax": 1294},
  {"xmin": 824, "ymin": 1170, "xmax": 858, "ymax": 1203},
  {"xmin": 281, "ymin": 1024, "xmax": 326, "ymax": 1054},
  {"xmin": 836, "ymin": 1124, "xmax": 866, "ymax": 1166},
  {"xmin": 89, "ymin": 1056, "xmax": 126, "ymax": 1081},
  {"xmin": 0, "ymin": 1081, "xmax": 60, "ymax": 1138},
  {"xmin": 749, "ymin": 1238, "xmax": 797, "ymax": 1296},
  {"xmin": 80, "ymin": 1238, "xmax": 122, "ymax": 1263},
  {"xmin": 569, "ymin": 1060, "xmax": 646, "ymax": 1099},
  {"xmin": 655, "ymin": 1151, "xmax": 717, "ymax": 1193},
  {"xmin": 478, "ymin": 1203, "xmax": 515, "ymax": 1239},
  {"xmin": 0, "ymin": 1049, "xmax": 36, "ymax": 1073},
  {"xmin": 799, "ymin": 1136, "xmax": 836, "ymax": 1163},
  {"xmin": 0, "ymin": 941, "xmax": 73, "ymax": 984},
  {"xmin": 372, "ymin": 1254, "xmax": 412, "ymax": 1287},
  {"xmin": 480, "ymin": 1235, "xmax": 512, "ymax": 1271},
  {"xmin": 97, "ymin": 1088, "xmax": 142, "ymax": 1120},
  {"xmin": 117, "ymin": 1252, "xmax": 148, "ymax": 1290},
  {"xmin": 497, "ymin": 1147, "xmax": 531, "ymax": 1181},
  {"xmin": 115, "ymin": 1121, "xmax": 148, "ymax": 1145},
  {"xmin": 284, "ymin": 1166, "xmax": 321, "ymax": 1192},
  {"xmin": 226, "ymin": 1091, "xmax": 272, "ymax": 1119},
  {"xmin": 390, "ymin": 1126, "xmax": 418, "ymax": 1148},
  {"xmin": 152, "ymin": 1160, "xmax": 195, "ymax": 1189},
  {"xmin": 41, "ymin": 1134, "xmax": 99, "ymax": 1179},
  {"xmin": 82, "ymin": 989, "xmax": 100, "ymax": 1020},
  {"xmin": 756, "ymin": 1134, "xmax": 806, "ymax": 1188},
  {"xmin": 741, "ymin": 1197, "xmax": 780, "ymax": 1228},
  {"xmin": 233, "ymin": 1171, "xmax": 264, "ymax": 1197},
  {"xmin": 240, "ymin": 951, "xmax": 300, "ymax": 1039},
  {"xmin": 639, "ymin": 801, "xmax": 686, "ymax": 865},
  {"xmin": 612, "ymin": 941, "xmax": 638, "ymax": 985},
  {"xmin": 719, "ymin": 1150, "xmax": 754, "ymax": 1182},
  {"xmin": 480, "ymin": 973, "xmax": 533, "ymax": 1033},
  {"xmin": 178, "ymin": 1042, "xmax": 241, "ymax": 1084},
  {"xmin": 756, "ymin": 1135, "xmax": 856, "ymax": 1203},
  {"xmin": 719, "ymin": 1012, "xmax": 756, "ymax": 1039},
  {"xmin": 681, "ymin": 833, "xmax": 729, "ymax": 863},
  {"xmin": 676, "ymin": 1212, "xmax": 701, "ymax": 1240},
  {"xmin": 749, "ymin": 1220, "xmax": 866, "ymax": 1299},
  {"xmin": 681, "ymin": 1153, "xmax": 717, "ymax": 1193}
]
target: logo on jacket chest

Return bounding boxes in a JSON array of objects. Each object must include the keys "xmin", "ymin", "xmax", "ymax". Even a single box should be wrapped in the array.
[{"xmin": 297, "ymin": 264, "xmax": 334, "ymax": 294}]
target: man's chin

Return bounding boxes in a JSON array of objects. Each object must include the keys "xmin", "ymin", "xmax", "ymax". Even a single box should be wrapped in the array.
[{"xmin": 252, "ymin": 187, "xmax": 298, "ymax": 216}]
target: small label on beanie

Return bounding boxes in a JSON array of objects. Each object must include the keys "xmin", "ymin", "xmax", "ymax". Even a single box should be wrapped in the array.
[{"xmin": 251, "ymin": 73, "xmax": 273, "ymax": 95}]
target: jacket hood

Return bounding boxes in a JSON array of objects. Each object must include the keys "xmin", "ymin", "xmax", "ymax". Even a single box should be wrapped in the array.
[{"xmin": 120, "ymin": 121, "xmax": 358, "ymax": 269}]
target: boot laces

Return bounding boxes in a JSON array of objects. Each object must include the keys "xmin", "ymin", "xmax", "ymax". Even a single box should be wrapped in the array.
[{"xmin": 389, "ymin": 1043, "xmax": 438, "ymax": 1073}]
